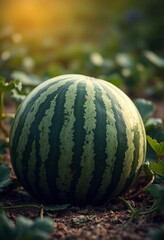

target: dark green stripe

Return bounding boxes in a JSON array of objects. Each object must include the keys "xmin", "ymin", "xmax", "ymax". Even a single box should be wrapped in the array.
[
  {"xmin": 119, "ymin": 126, "xmax": 141, "ymax": 196},
  {"xmin": 67, "ymin": 81, "xmax": 87, "ymax": 203},
  {"xmin": 25, "ymin": 141, "xmax": 42, "ymax": 199}
]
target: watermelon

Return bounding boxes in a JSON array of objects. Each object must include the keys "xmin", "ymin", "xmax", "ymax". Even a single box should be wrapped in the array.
[{"xmin": 9, "ymin": 74, "xmax": 146, "ymax": 205}]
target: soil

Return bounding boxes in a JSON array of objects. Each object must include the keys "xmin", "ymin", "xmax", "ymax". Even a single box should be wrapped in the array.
[
  {"xmin": 1, "ymin": 173, "xmax": 164, "ymax": 240},
  {"xmin": 0, "ymin": 100, "xmax": 164, "ymax": 240}
]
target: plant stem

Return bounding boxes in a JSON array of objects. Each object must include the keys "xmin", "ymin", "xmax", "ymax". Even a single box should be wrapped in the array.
[
  {"xmin": 3, "ymin": 204, "xmax": 41, "ymax": 210},
  {"xmin": 119, "ymin": 197, "xmax": 139, "ymax": 225},
  {"xmin": 0, "ymin": 91, "xmax": 4, "ymax": 130},
  {"xmin": 40, "ymin": 205, "xmax": 44, "ymax": 219},
  {"xmin": 157, "ymin": 155, "xmax": 161, "ymax": 163},
  {"xmin": 139, "ymin": 205, "xmax": 158, "ymax": 216},
  {"xmin": 2, "ymin": 113, "xmax": 15, "ymax": 119},
  {"xmin": 119, "ymin": 197, "xmax": 138, "ymax": 217},
  {"xmin": 125, "ymin": 171, "xmax": 155, "ymax": 200},
  {"xmin": 1, "ymin": 123, "xmax": 9, "ymax": 138},
  {"xmin": 139, "ymin": 201, "xmax": 158, "ymax": 216}
]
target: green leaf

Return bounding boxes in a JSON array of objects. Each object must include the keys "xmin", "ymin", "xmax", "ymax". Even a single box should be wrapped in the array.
[
  {"xmin": 0, "ymin": 212, "xmax": 16, "ymax": 240},
  {"xmin": 0, "ymin": 79, "xmax": 22, "ymax": 93},
  {"xmin": 146, "ymin": 126, "xmax": 164, "ymax": 162},
  {"xmin": 90, "ymin": 52, "xmax": 104, "ymax": 66},
  {"xmin": 101, "ymin": 74, "xmax": 123, "ymax": 88},
  {"xmin": 0, "ymin": 212, "xmax": 54, "ymax": 240},
  {"xmin": 13, "ymin": 80, "xmax": 22, "ymax": 92},
  {"xmin": 148, "ymin": 184, "xmax": 164, "ymax": 213},
  {"xmin": 147, "ymin": 184, "xmax": 164, "ymax": 198},
  {"xmin": 147, "ymin": 136, "xmax": 164, "ymax": 158},
  {"xmin": 147, "ymin": 126, "xmax": 164, "ymax": 142},
  {"xmin": 44, "ymin": 204, "xmax": 70, "ymax": 212},
  {"xmin": 16, "ymin": 217, "xmax": 33, "ymax": 238},
  {"xmin": 0, "ymin": 141, "xmax": 7, "ymax": 155},
  {"xmin": 158, "ymin": 199, "xmax": 164, "ymax": 213},
  {"xmin": 12, "ymin": 71, "xmax": 41, "ymax": 87},
  {"xmin": 11, "ymin": 90, "xmax": 26, "ymax": 104},
  {"xmin": 134, "ymin": 98, "xmax": 155, "ymax": 122},
  {"xmin": 0, "ymin": 164, "xmax": 11, "ymax": 190},
  {"xmin": 16, "ymin": 217, "xmax": 54, "ymax": 240},
  {"xmin": 149, "ymin": 161, "xmax": 164, "ymax": 177},
  {"xmin": 32, "ymin": 218, "xmax": 54, "ymax": 236},
  {"xmin": 115, "ymin": 53, "xmax": 133, "ymax": 68},
  {"xmin": 149, "ymin": 225, "xmax": 164, "ymax": 240},
  {"xmin": 143, "ymin": 162, "xmax": 155, "ymax": 180},
  {"xmin": 0, "ymin": 78, "xmax": 6, "ymax": 90},
  {"xmin": 144, "ymin": 50, "xmax": 164, "ymax": 67},
  {"xmin": 145, "ymin": 118, "xmax": 163, "ymax": 131}
]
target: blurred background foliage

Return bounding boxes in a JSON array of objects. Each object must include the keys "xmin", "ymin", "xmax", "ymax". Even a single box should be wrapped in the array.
[{"xmin": 0, "ymin": 0, "xmax": 164, "ymax": 98}]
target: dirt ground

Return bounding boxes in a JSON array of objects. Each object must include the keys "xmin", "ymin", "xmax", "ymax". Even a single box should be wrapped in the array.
[{"xmin": 1, "ymin": 156, "xmax": 164, "ymax": 240}]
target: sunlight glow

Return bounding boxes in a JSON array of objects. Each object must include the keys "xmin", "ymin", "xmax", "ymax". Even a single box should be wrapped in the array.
[
  {"xmin": 6, "ymin": 0, "xmax": 50, "ymax": 28},
  {"xmin": 2, "ymin": 0, "xmax": 73, "ymax": 36}
]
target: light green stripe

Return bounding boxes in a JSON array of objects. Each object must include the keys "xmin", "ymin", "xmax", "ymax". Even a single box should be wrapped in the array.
[
  {"xmin": 56, "ymin": 81, "xmax": 79, "ymax": 195},
  {"xmin": 27, "ymin": 140, "xmax": 37, "ymax": 192},
  {"xmin": 75, "ymin": 80, "xmax": 96, "ymax": 201},
  {"xmin": 95, "ymin": 83, "xmax": 118, "ymax": 202},
  {"xmin": 38, "ymin": 95, "xmax": 58, "ymax": 196},
  {"xmin": 10, "ymin": 99, "xmax": 31, "ymax": 145},
  {"xmin": 16, "ymin": 79, "xmax": 68, "ymax": 179}
]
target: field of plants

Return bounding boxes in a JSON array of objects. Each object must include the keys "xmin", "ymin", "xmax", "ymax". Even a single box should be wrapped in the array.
[{"xmin": 0, "ymin": 0, "xmax": 164, "ymax": 239}]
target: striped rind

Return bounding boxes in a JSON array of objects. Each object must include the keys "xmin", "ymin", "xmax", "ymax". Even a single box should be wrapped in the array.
[
  {"xmin": 10, "ymin": 74, "xmax": 146, "ymax": 204},
  {"xmin": 75, "ymin": 79, "xmax": 96, "ymax": 201}
]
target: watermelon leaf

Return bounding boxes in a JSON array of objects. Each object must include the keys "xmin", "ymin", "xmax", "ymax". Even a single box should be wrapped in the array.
[
  {"xmin": 15, "ymin": 217, "xmax": 33, "ymax": 238},
  {"xmin": 30, "ymin": 218, "xmax": 54, "ymax": 236},
  {"xmin": 134, "ymin": 98, "xmax": 155, "ymax": 122},
  {"xmin": 0, "ymin": 212, "xmax": 16, "ymax": 240},
  {"xmin": 11, "ymin": 71, "xmax": 42, "ymax": 87},
  {"xmin": 101, "ymin": 74, "xmax": 123, "ymax": 88},
  {"xmin": 0, "ymin": 141, "xmax": 7, "ymax": 155},
  {"xmin": 149, "ymin": 161, "xmax": 164, "ymax": 177},
  {"xmin": 11, "ymin": 89, "xmax": 26, "ymax": 104},
  {"xmin": 145, "ymin": 118, "xmax": 163, "ymax": 131},
  {"xmin": 44, "ymin": 204, "xmax": 70, "ymax": 212},
  {"xmin": 148, "ymin": 225, "xmax": 164, "ymax": 240},
  {"xmin": 147, "ymin": 136, "xmax": 164, "ymax": 158},
  {"xmin": 0, "ymin": 211, "xmax": 54, "ymax": 240},
  {"xmin": 146, "ymin": 127, "xmax": 164, "ymax": 162},
  {"xmin": 16, "ymin": 217, "xmax": 54, "ymax": 240},
  {"xmin": 0, "ymin": 164, "xmax": 11, "ymax": 190},
  {"xmin": 0, "ymin": 77, "xmax": 22, "ymax": 129},
  {"xmin": 115, "ymin": 53, "xmax": 133, "ymax": 68},
  {"xmin": 144, "ymin": 50, "xmax": 164, "ymax": 67},
  {"xmin": 0, "ymin": 78, "xmax": 22, "ymax": 93},
  {"xmin": 146, "ymin": 184, "xmax": 164, "ymax": 213}
]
